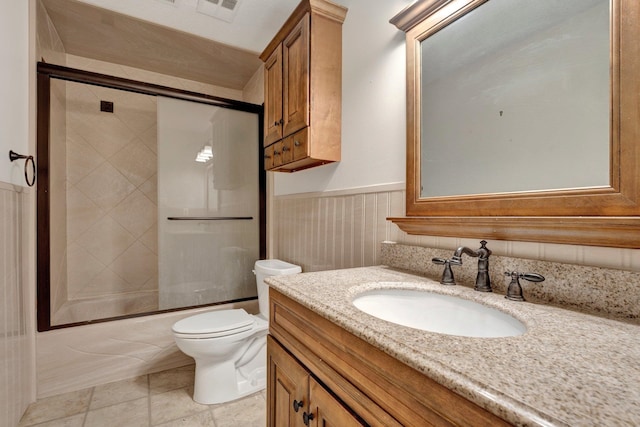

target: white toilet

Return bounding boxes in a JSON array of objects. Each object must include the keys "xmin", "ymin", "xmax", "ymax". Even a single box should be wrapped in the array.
[{"xmin": 172, "ymin": 259, "xmax": 301, "ymax": 404}]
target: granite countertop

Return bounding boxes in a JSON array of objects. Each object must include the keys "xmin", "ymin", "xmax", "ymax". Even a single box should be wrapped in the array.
[{"xmin": 265, "ymin": 266, "xmax": 640, "ymax": 427}]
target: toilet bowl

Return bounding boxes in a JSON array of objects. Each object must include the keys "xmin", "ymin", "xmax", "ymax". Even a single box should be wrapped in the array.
[{"xmin": 172, "ymin": 259, "xmax": 301, "ymax": 404}]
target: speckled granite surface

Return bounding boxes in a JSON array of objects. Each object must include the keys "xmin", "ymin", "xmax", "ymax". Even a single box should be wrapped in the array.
[{"xmin": 265, "ymin": 266, "xmax": 640, "ymax": 427}]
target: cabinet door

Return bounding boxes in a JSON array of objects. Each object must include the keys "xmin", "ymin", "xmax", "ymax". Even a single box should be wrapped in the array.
[
  {"xmin": 282, "ymin": 14, "xmax": 310, "ymax": 138},
  {"xmin": 309, "ymin": 379, "xmax": 365, "ymax": 427},
  {"xmin": 268, "ymin": 336, "xmax": 308, "ymax": 427},
  {"xmin": 264, "ymin": 47, "xmax": 283, "ymax": 146}
]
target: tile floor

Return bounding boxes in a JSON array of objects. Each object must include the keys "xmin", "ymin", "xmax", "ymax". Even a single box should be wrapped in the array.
[{"xmin": 18, "ymin": 365, "xmax": 266, "ymax": 427}]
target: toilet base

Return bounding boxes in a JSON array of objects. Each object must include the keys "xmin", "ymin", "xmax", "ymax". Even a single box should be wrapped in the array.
[{"xmin": 192, "ymin": 339, "xmax": 266, "ymax": 404}]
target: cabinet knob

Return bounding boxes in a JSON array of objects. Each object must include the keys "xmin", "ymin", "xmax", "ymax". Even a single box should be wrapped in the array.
[
  {"xmin": 294, "ymin": 140, "xmax": 301, "ymax": 147},
  {"xmin": 282, "ymin": 146, "xmax": 289, "ymax": 152},
  {"xmin": 263, "ymin": 154, "xmax": 271, "ymax": 159},
  {"xmin": 303, "ymin": 411, "xmax": 315, "ymax": 425},
  {"xmin": 293, "ymin": 399, "xmax": 304, "ymax": 413},
  {"xmin": 274, "ymin": 150, "xmax": 280, "ymax": 156}
]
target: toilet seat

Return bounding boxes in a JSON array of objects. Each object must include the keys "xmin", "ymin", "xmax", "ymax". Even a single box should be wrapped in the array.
[{"xmin": 172, "ymin": 309, "xmax": 257, "ymax": 339}]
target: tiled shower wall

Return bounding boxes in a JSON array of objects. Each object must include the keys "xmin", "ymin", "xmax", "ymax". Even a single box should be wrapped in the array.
[
  {"xmin": 272, "ymin": 185, "xmax": 640, "ymax": 273},
  {"xmin": 0, "ymin": 183, "xmax": 34, "ymax": 426}
]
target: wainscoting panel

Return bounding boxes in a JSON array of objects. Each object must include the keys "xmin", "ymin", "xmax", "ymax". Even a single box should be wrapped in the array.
[
  {"xmin": 272, "ymin": 184, "xmax": 640, "ymax": 273},
  {"xmin": 273, "ymin": 186, "xmax": 406, "ymax": 271},
  {"xmin": 0, "ymin": 183, "xmax": 34, "ymax": 426}
]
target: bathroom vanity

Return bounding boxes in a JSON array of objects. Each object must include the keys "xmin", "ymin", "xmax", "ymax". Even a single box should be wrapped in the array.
[{"xmin": 265, "ymin": 266, "xmax": 640, "ymax": 426}]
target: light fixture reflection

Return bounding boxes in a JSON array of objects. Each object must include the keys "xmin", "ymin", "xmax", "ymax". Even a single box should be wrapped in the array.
[{"xmin": 195, "ymin": 145, "xmax": 214, "ymax": 163}]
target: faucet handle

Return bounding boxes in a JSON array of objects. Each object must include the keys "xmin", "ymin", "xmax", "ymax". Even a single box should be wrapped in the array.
[
  {"xmin": 504, "ymin": 271, "xmax": 545, "ymax": 301},
  {"xmin": 520, "ymin": 273, "xmax": 545, "ymax": 283},
  {"xmin": 432, "ymin": 258, "xmax": 459, "ymax": 285}
]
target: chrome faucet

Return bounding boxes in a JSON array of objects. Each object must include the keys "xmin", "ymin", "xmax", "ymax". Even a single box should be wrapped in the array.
[{"xmin": 451, "ymin": 240, "xmax": 492, "ymax": 292}]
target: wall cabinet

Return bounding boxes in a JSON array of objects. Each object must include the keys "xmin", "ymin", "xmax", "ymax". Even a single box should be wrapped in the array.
[
  {"xmin": 260, "ymin": 0, "xmax": 347, "ymax": 172},
  {"xmin": 268, "ymin": 288, "xmax": 512, "ymax": 426}
]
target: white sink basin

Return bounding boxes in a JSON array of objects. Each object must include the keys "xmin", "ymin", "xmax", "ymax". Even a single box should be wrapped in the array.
[{"xmin": 352, "ymin": 288, "xmax": 526, "ymax": 338}]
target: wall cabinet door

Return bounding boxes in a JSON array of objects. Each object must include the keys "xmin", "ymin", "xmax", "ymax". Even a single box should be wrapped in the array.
[
  {"xmin": 282, "ymin": 14, "xmax": 310, "ymax": 138},
  {"xmin": 264, "ymin": 47, "xmax": 283, "ymax": 146}
]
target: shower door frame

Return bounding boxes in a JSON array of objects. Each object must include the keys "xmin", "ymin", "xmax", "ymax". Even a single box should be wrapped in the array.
[{"xmin": 36, "ymin": 62, "xmax": 266, "ymax": 331}]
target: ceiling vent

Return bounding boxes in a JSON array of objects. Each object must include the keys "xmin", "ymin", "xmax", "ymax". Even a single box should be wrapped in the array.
[
  {"xmin": 155, "ymin": 0, "xmax": 177, "ymax": 5},
  {"xmin": 196, "ymin": 0, "xmax": 241, "ymax": 23}
]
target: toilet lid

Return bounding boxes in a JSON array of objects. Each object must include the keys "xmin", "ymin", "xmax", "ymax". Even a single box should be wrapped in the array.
[{"xmin": 172, "ymin": 309, "xmax": 254, "ymax": 336}]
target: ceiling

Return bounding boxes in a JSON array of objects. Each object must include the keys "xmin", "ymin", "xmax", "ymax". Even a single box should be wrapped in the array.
[{"xmin": 41, "ymin": 0, "xmax": 303, "ymax": 90}]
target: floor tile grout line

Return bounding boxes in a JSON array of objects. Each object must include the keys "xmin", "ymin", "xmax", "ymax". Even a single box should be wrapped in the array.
[
  {"xmin": 82, "ymin": 386, "xmax": 95, "ymax": 427},
  {"xmin": 147, "ymin": 373, "xmax": 152, "ymax": 427}
]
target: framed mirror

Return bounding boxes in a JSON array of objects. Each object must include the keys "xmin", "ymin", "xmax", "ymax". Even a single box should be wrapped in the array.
[{"xmin": 389, "ymin": 0, "xmax": 640, "ymax": 248}]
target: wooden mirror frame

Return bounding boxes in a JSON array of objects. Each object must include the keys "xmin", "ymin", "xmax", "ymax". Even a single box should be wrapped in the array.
[{"xmin": 388, "ymin": 0, "xmax": 640, "ymax": 248}]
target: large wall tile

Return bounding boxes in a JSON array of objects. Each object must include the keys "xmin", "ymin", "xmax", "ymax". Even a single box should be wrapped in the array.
[
  {"xmin": 75, "ymin": 162, "xmax": 136, "ymax": 210},
  {"xmin": 110, "ymin": 190, "xmax": 157, "ymax": 238},
  {"xmin": 110, "ymin": 139, "xmax": 157, "ymax": 188},
  {"xmin": 75, "ymin": 215, "xmax": 136, "ymax": 265}
]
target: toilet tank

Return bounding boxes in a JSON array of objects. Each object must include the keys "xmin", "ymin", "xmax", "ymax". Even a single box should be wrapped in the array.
[{"xmin": 254, "ymin": 259, "xmax": 301, "ymax": 318}]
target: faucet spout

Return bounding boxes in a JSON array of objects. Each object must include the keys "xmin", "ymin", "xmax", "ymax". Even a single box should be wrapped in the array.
[
  {"xmin": 452, "ymin": 246, "xmax": 480, "ymax": 262},
  {"xmin": 452, "ymin": 240, "xmax": 492, "ymax": 292}
]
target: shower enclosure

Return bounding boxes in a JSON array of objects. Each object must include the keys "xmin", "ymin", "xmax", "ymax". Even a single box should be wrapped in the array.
[{"xmin": 36, "ymin": 63, "xmax": 265, "ymax": 330}]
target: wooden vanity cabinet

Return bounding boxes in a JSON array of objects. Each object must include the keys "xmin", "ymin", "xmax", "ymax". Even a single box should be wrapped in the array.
[
  {"xmin": 268, "ymin": 336, "xmax": 364, "ymax": 426},
  {"xmin": 268, "ymin": 288, "xmax": 512, "ymax": 427},
  {"xmin": 260, "ymin": 0, "xmax": 346, "ymax": 172}
]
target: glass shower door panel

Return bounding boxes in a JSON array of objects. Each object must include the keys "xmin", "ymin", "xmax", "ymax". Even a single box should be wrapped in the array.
[
  {"xmin": 157, "ymin": 97, "xmax": 260, "ymax": 310},
  {"xmin": 49, "ymin": 79, "xmax": 159, "ymax": 326}
]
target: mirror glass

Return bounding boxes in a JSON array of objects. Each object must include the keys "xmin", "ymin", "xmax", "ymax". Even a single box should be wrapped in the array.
[{"xmin": 420, "ymin": 0, "xmax": 610, "ymax": 198}]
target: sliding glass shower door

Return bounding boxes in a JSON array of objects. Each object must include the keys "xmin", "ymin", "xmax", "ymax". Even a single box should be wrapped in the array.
[
  {"xmin": 37, "ymin": 63, "xmax": 264, "ymax": 330},
  {"xmin": 157, "ymin": 97, "xmax": 260, "ymax": 310}
]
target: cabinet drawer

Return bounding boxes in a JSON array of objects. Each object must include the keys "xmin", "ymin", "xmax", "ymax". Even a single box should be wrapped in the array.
[
  {"xmin": 264, "ymin": 144, "xmax": 275, "ymax": 170},
  {"xmin": 272, "ymin": 141, "xmax": 284, "ymax": 167},
  {"xmin": 290, "ymin": 127, "xmax": 308, "ymax": 161},
  {"xmin": 281, "ymin": 137, "xmax": 294, "ymax": 164}
]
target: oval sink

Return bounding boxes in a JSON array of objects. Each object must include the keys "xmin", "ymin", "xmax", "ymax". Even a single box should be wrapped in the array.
[{"xmin": 352, "ymin": 288, "xmax": 526, "ymax": 338}]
